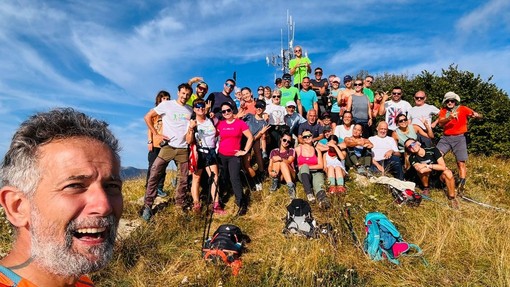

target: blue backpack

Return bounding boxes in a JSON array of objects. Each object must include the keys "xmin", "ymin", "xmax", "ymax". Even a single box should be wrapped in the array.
[{"xmin": 363, "ymin": 212, "xmax": 424, "ymax": 265}]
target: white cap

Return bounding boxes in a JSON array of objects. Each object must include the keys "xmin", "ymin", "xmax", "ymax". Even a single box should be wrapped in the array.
[{"xmin": 286, "ymin": 100, "xmax": 297, "ymax": 107}]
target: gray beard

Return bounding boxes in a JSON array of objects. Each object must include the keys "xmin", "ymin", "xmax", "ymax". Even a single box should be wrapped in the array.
[{"xmin": 29, "ymin": 206, "xmax": 118, "ymax": 276}]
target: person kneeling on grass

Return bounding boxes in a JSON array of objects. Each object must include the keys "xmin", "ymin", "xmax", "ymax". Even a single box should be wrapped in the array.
[
  {"xmin": 322, "ymin": 135, "xmax": 347, "ymax": 193},
  {"xmin": 268, "ymin": 132, "xmax": 296, "ymax": 198},
  {"xmin": 404, "ymin": 138, "xmax": 459, "ymax": 209}
]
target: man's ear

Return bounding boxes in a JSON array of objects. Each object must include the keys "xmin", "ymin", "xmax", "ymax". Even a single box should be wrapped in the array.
[{"xmin": 0, "ymin": 186, "xmax": 30, "ymax": 228}]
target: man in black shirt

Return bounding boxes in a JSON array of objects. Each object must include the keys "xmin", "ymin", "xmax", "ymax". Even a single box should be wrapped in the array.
[{"xmin": 405, "ymin": 138, "xmax": 458, "ymax": 208}]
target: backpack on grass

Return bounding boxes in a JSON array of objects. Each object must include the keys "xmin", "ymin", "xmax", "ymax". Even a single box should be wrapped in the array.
[
  {"xmin": 363, "ymin": 212, "xmax": 425, "ymax": 265},
  {"xmin": 202, "ymin": 224, "xmax": 245, "ymax": 275},
  {"xmin": 389, "ymin": 186, "xmax": 422, "ymax": 207},
  {"xmin": 283, "ymin": 198, "xmax": 317, "ymax": 238}
]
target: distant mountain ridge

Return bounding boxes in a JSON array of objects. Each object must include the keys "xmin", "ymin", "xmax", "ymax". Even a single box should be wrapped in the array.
[{"xmin": 120, "ymin": 166, "xmax": 147, "ymax": 180}]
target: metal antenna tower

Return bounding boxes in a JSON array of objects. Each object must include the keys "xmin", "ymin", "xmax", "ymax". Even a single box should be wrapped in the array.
[{"xmin": 266, "ymin": 11, "xmax": 295, "ymax": 76}]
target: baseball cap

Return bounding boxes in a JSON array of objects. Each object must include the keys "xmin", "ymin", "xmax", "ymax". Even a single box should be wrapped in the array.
[
  {"xmin": 343, "ymin": 75, "xmax": 353, "ymax": 82},
  {"xmin": 331, "ymin": 77, "xmax": 341, "ymax": 83},
  {"xmin": 321, "ymin": 112, "xmax": 331, "ymax": 119},
  {"xmin": 286, "ymin": 100, "xmax": 297, "ymax": 107},
  {"xmin": 282, "ymin": 73, "xmax": 292, "ymax": 81}
]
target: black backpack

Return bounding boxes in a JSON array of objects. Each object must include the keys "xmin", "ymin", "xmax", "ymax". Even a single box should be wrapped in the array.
[
  {"xmin": 283, "ymin": 199, "xmax": 317, "ymax": 238},
  {"xmin": 202, "ymin": 224, "xmax": 245, "ymax": 275}
]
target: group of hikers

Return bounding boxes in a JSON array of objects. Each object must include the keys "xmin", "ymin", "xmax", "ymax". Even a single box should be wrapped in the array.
[
  {"xmin": 142, "ymin": 49, "xmax": 482, "ymax": 219},
  {"xmin": 0, "ymin": 44, "xmax": 485, "ymax": 286}
]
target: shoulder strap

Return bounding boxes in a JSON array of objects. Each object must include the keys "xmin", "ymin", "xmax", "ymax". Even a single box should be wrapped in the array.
[{"xmin": 0, "ymin": 265, "xmax": 22, "ymax": 286}]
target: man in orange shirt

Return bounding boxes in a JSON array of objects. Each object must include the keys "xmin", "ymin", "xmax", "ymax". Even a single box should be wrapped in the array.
[
  {"xmin": 0, "ymin": 108, "xmax": 123, "ymax": 287},
  {"xmin": 437, "ymin": 91, "xmax": 482, "ymax": 193}
]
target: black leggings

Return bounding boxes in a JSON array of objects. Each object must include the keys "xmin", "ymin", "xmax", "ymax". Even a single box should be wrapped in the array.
[{"xmin": 219, "ymin": 154, "xmax": 244, "ymax": 207}]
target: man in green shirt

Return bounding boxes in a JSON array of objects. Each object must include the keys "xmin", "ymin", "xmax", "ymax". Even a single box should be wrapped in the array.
[
  {"xmin": 289, "ymin": 45, "xmax": 311, "ymax": 88},
  {"xmin": 280, "ymin": 73, "xmax": 303, "ymax": 116}
]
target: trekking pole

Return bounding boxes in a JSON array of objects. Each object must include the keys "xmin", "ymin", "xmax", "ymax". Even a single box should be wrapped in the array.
[
  {"xmin": 342, "ymin": 206, "xmax": 361, "ymax": 248},
  {"xmin": 419, "ymin": 193, "xmax": 451, "ymax": 208},
  {"xmin": 460, "ymin": 195, "xmax": 509, "ymax": 213},
  {"xmin": 201, "ymin": 171, "xmax": 216, "ymax": 255}
]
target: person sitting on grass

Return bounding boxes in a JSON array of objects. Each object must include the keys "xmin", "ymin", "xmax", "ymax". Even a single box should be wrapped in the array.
[
  {"xmin": 404, "ymin": 138, "xmax": 459, "ymax": 209},
  {"xmin": 322, "ymin": 135, "xmax": 347, "ymax": 193},
  {"xmin": 295, "ymin": 129, "xmax": 330, "ymax": 209},
  {"xmin": 343, "ymin": 123, "xmax": 374, "ymax": 175},
  {"xmin": 369, "ymin": 121, "xmax": 404, "ymax": 180},
  {"xmin": 268, "ymin": 132, "xmax": 296, "ymax": 198}
]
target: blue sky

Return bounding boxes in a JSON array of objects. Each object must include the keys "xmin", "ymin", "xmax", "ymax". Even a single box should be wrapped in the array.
[{"xmin": 1, "ymin": 0, "xmax": 509, "ymax": 168}]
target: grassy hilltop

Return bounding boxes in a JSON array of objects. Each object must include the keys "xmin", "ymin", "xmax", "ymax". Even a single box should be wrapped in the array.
[{"xmin": 1, "ymin": 154, "xmax": 510, "ymax": 286}]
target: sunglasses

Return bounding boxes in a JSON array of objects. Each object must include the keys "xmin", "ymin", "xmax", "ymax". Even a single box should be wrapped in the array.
[
  {"xmin": 398, "ymin": 119, "xmax": 407, "ymax": 123},
  {"xmin": 414, "ymin": 97, "xmax": 425, "ymax": 100},
  {"xmin": 294, "ymin": 49, "xmax": 301, "ymax": 52},
  {"xmin": 392, "ymin": 92, "xmax": 402, "ymax": 95},
  {"xmin": 194, "ymin": 103, "xmax": 206, "ymax": 109},
  {"xmin": 272, "ymin": 95, "xmax": 281, "ymax": 98},
  {"xmin": 255, "ymin": 105, "xmax": 265, "ymax": 109},
  {"xmin": 365, "ymin": 80, "xmax": 373, "ymax": 83},
  {"xmin": 354, "ymin": 83, "xmax": 363, "ymax": 86},
  {"xmin": 406, "ymin": 141, "xmax": 419, "ymax": 151},
  {"xmin": 282, "ymin": 138, "xmax": 291, "ymax": 143},
  {"xmin": 445, "ymin": 99, "xmax": 457, "ymax": 104},
  {"xmin": 302, "ymin": 134, "xmax": 312, "ymax": 139},
  {"xmin": 315, "ymin": 71, "xmax": 322, "ymax": 74},
  {"xmin": 221, "ymin": 108, "xmax": 232, "ymax": 114},
  {"xmin": 225, "ymin": 83, "xmax": 234, "ymax": 88},
  {"xmin": 287, "ymin": 106, "xmax": 296, "ymax": 109},
  {"xmin": 197, "ymin": 86, "xmax": 207, "ymax": 91}
]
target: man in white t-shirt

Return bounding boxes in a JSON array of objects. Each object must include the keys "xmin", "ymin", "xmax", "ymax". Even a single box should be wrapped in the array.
[
  {"xmin": 378, "ymin": 86, "xmax": 412, "ymax": 132},
  {"xmin": 369, "ymin": 121, "xmax": 403, "ymax": 179},
  {"xmin": 409, "ymin": 90, "xmax": 439, "ymax": 130},
  {"xmin": 142, "ymin": 83, "xmax": 193, "ymax": 221}
]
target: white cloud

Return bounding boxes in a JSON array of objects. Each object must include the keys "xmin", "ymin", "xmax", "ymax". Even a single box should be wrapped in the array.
[{"xmin": 456, "ymin": 0, "xmax": 510, "ymax": 34}]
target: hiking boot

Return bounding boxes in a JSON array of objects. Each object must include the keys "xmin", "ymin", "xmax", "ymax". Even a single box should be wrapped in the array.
[
  {"xmin": 192, "ymin": 202, "xmax": 201, "ymax": 214},
  {"xmin": 262, "ymin": 151, "xmax": 268, "ymax": 160},
  {"xmin": 422, "ymin": 187, "xmax": 430, "ymax": 197},
  {"xmin": 255, "ymin": 183, "xmax": 263, "ymax": 191},
  {"xmin": 213, "ymin": 203, "xmax": 227, "ymax": 215},
  {"xmin": 287, "ymin": 183, "xmax": 296, "ymax": 199},
  {"xmin": 236, "ymin": 205, "xmax": 248, "ymax": 216},
  {"xmin": 141, "ymin": 206, "xmax": 152, "ymax": 221},
  {"xmin": 270, "ymin": 178, "xmax": 279, "ymax": 192},
  {"xmin": 458, "ymin": 179, "xmax": 466, "ymax": 196},
  {"xmin": 316, "ymin": 190, "xmax": 330, "ymax": 209},
  {"xmin": 357, "ymin": 166, "xmax": 367, "ymax": 176},
  {"xmin": 449, "ymin": 197, "xmax": 460, "ymax": 209},
  {"xmin": 157, "ymin": 188, "xmax": 168, "ymax": 198},
  {"xmin": 336, "ymin": 186, "xmax": 347, "ymax": 193},
  {"xmin": 307, "ymin": 193, "xmax": 316, "ymax": 204},
  {"xmin": 319, "ymin": 197, "xmax": 331, "ymax": 209}
]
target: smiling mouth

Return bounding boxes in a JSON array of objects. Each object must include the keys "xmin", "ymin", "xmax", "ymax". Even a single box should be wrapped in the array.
[{"xmin": 73, "ymin": 227, "xmax": 107, "ymax": 240}]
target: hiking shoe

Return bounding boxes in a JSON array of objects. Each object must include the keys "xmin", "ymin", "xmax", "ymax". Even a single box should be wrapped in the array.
[
  {"xmin": 422, "ymin": 187, "xmax": 430, "ymax": 196},
  {"xmin": 336, "ymin": 186, "xmax": 347, "ymax": 193},
  {"xmin": 255, "ymin": 183, "xmax": 263, "ymax": 191},
  {"xmin": 212, "ymin": 202, "xmax": 227, "ymax": 215},
  {"xmin": 157, "ymin": 188, "xmax": 168, "ymax": 197},
  {"xmin": 270, "ymin": 178, "xmax": 279, "ymax": 192},
  {"xmin": 449, "ymin": 197, "xmax": 460, "ymax": 210},
  {"xmin": 141, "ymin": 206, "xmax": 152, "ymax": 221},
  {"xmin": 307, "ymin": 193, "xmax": 316, "ymax": 204},
  {"xmin": 262, "ymin": 151, "xmax": 268, "ymax": 159},
  {"xmin": 319, "ymin": 197, "xmax": 331, "ymax": 209},
  {"xmin": 328, "ymin": 186, "xmax": 337, "ymax": 194},
  {"xmin": 458, "ymin": 179, "xmax": 466, "ymax": 196},
  {"xmin": 287, "ymin": 183, "xmax": 296, "ymax": 199},
  {"xmin": 357, "ymin": 166, "xmax": 367, "ymax": 176},
  {"xmin": 237, "ymin": 205, "xmax": 248, "ymax": 216},
  {"xmin": 192, "ymin": 202, "xmax": 201, "ymax": 214}
]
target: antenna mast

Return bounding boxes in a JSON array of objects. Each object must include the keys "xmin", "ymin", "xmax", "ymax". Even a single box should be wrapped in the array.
[{"xmin": 266, "ymin": 10, "xmax": 295, "ymax": 76}]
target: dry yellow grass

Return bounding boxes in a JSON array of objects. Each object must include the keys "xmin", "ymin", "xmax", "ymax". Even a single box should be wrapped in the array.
[{"xmin": 1, "ymin": 154, "xmax": 509, "ymax": 286}]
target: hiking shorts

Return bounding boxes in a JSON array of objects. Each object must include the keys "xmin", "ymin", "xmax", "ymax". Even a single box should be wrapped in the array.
[
  {"xmin": 196, "ymin": 147, "xmax": 218, "ymax": 169},
  {"xmin": 436, "ymin": 134, "xmax": 468, "ymax": 162}
]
